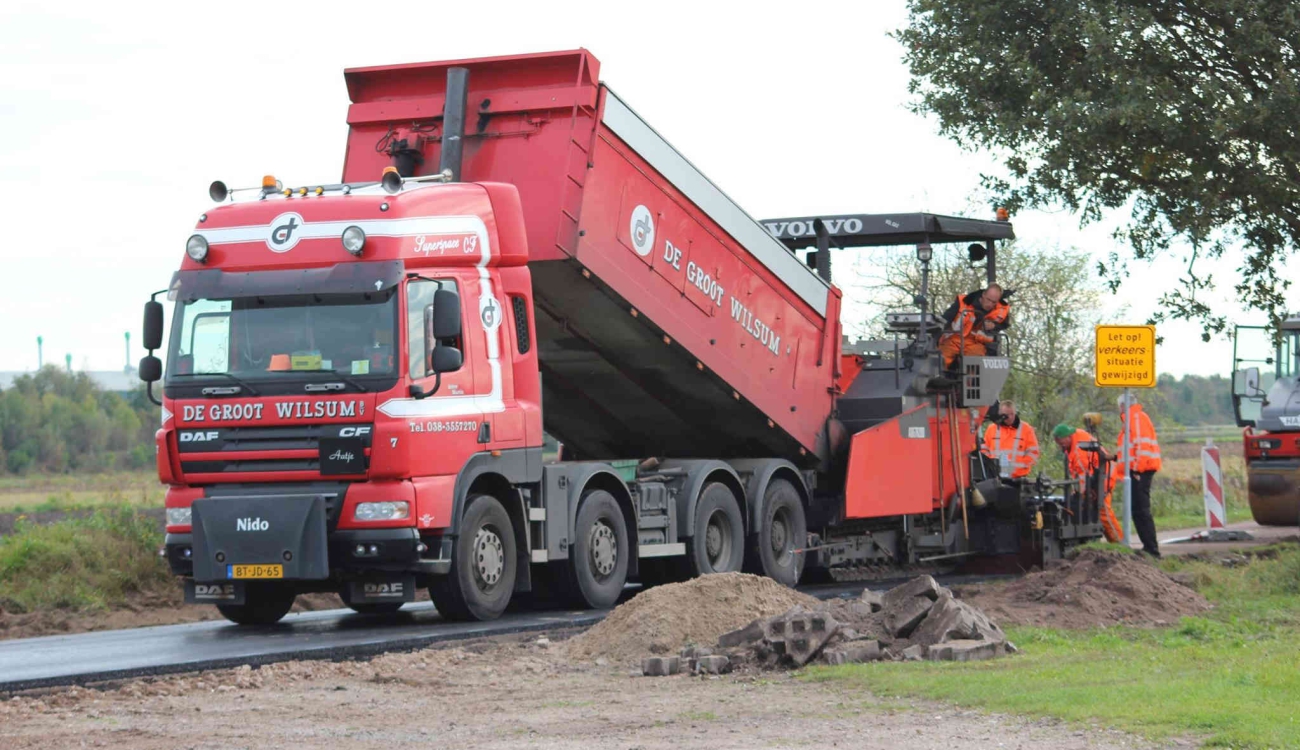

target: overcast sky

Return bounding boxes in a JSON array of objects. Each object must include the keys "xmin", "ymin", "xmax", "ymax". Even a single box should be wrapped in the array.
[{"xmin": 0, "ymin": 0, "xmax": 1280, "ymax": 378}]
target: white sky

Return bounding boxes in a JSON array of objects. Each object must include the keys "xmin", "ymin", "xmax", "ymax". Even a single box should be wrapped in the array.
[{"xmin": 0, "ymin": 0, "xmax": 1283, "ymax": 377}]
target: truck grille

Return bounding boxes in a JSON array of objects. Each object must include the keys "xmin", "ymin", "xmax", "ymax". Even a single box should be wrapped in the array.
[{"xmin": 178, "ymin": 424, "xmax": 372, "ymax": 476}]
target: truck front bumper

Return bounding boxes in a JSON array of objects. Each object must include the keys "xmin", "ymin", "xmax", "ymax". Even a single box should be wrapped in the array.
[{"xmin": 165, "ymin": 528, "xmax": 450, "ymax": 579}]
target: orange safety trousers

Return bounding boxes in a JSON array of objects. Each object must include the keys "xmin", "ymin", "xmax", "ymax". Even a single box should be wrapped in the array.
[{"xmin": 939, "ymin": 335, "xmax": 988, "ymax": 367}]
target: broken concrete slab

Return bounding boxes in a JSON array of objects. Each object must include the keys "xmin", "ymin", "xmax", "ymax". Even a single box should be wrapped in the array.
[
  {"xmin": 880, "ymin": 575, "xmax": 942, "ymax": 611},
  {"xmin": 910, "ymin": 592, "xmax": 1005, "ymax": 647},
  {"xmin": 859, "ymin": 589, "xmax": 883, "ymax": 613},
  {"xmin": 821, "ymin": 641, "xmax": 881, "ymax": 666},
  {"xmin": 694, "ymin": 655, "xmax": 730, "ymax": 674},
  {"xmin": 900, "ymin": 644, "xmax": 925, "ymax": 661},
  {"xmin": 884, "ymin": 593, "xmax": 935, "ymax": 638},
  {"xmin": 717, "ymin": 619, "xmax": 765, "ymax": 649},
  {"xmin": 928, "ymin": 639, "xmax": 998, "ymax": 662},
  {"xmin": 642, "ymin": 656, "xmax": 681, "ymax": 676},
  {"xmin": 680, "ymin": 645, "xmax": 713, "ymax": 660}
]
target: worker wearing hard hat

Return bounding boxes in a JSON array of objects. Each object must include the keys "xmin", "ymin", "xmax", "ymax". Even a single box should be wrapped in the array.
[
  {"xmin": 981, "ymin": 400, "xmax": 1040, "ymax": 479},
  {"xmin": 1052, "ymin": 423, "xmax": 1123, "ymax": 543},
  {"xmin": 1102, "ymin": 393, "xmax": 1163, "ymax": 558},
  {"xmin": 938, "ymin": 284, "xmax": 1010, "ymax": 368}
]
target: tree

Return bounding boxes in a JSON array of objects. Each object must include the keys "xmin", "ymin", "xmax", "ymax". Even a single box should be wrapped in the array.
[
  {"xmin": 896, "ymin": 1, "xmax": 1300, "ymax": 337},
  {"xmin": 853, "ymin": 241, "xmax": 1126, "ymax": 437}
]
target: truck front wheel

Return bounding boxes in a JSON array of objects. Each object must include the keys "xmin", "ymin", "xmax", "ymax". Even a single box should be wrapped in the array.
[
  {"xmin": 565, "ymin": 490, "xmax": 629, "ymax": 609},
  {"xmin": 215, "ymin": 584, "xmax": 296, "ymax": 626},
  {"xmin": 430, "ymin": 495, "xmax": 517, "ymax": 622},
  {"xmin": 749, "ymin": 479, "xmax": 806, "ymax": 588}
]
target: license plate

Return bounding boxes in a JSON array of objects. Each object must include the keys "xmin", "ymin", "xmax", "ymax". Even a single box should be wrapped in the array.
[{"xmin": 228, "ymin": 564, "xmax": 283, "ymax": 579}]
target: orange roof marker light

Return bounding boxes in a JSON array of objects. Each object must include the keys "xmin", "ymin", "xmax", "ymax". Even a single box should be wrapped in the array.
[{"xmin": 262, "ymin": 175, "xmax": 279, "ymax": 189}]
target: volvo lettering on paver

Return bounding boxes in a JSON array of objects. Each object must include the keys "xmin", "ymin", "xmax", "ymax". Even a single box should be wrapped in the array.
[{"xmin": 729, "ymin": 297, "xmax": 782, "ymax": 356}]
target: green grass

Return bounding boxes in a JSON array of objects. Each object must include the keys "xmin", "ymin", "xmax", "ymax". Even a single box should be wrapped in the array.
[
  {"xmin": 0, "ymin": 505, "xmax": 170, "ymax": 613},
  {"xmin": 806, "ymin": 545, "xmax": 1300, "ymax": 748},
  {"xmin": 0, "ymin": 470, "xmax": 161, "ymax": 513}
]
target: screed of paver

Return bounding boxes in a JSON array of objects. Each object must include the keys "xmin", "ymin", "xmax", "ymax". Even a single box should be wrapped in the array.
[{"xmin": 0, "ymin": 633, "xmax": 1189, "ymax": 750}]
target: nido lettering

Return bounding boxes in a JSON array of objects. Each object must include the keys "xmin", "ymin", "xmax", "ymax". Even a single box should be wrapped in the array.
[{"xmin": 236, "ymin": 517, "xmax": 269, "ymax": 531}]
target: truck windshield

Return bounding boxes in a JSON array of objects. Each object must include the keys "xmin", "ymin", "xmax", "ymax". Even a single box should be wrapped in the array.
[{"xmin": 166, "ymin": 290, "xmax": 398, "ymax": 380}]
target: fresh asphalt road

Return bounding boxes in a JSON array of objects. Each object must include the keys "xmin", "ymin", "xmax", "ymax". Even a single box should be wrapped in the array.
[{"xmin": 0, "ymin": 576, "xmax": 999, "ymax": 693}]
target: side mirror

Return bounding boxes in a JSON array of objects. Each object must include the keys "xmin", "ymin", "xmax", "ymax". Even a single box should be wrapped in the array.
[
  {"xmin": 433, "ymin": 288, "xmax": 461, "ymax": 339},
  {"xmin": 967, "ymin": 243, "xmax": 987, "ymax": 262},
  {"xmin": 139, "ymin": 355, "xmax": 162, "ymax": 383},
  {"xmin": 143, "ymin": 300, "xmax": 164, "ymax": 351},
  {"xmin": 1234, "ymin": 366, "xmax": 1265, "ymax": 398},
  {"xmin": 432, "ymin": 346, "xmax": 463, "ymax": 374}
]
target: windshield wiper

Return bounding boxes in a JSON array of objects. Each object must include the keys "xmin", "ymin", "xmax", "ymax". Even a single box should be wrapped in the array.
[{"xmin": 169, "ymin": 371, "xmax": 261, "ymax": 396}]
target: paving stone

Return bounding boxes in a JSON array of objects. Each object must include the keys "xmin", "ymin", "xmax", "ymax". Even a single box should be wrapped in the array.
[
  {"xmin": 859, "ymin": 589, "xmax": 884, "ymax": 612},
  {"xmin": 821, "ymin": 641, "xmax": 882, "ymax": 665},
  {"xmin": 928, "ymin": 639, "xmax": 998, "ymax": 662},
  {"xmin": 694, "ymin": 655, "xmax": 730, "ymax": 674},
  {"xmin": 901, "ymin": 644, "xmax": 925, "ymax": 661},
  {"xmin": 680, "ymin": 645, "xmax": 713, "ymax": 660},
  {"xmin": 641, "ymin": 656, "xmax": 681, "ymax": 676}
]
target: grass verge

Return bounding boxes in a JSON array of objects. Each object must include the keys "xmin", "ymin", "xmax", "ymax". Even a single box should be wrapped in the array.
[
  {"xmin": 0, "ymin": 506, "xmax": 170, "ymax": 613},
  {"xmin": 805, "ymin": 544, "xmax": 1300, "ymax": 749},
  {"xmin": 0, "ymin": 471, "xmax": 161, "ymax": 513}
]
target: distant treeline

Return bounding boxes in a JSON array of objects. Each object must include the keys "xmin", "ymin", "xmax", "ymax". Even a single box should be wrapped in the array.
[
  {"xmin": 1154, "ymin": 373, "xmax": 1237, "ymax": 427},
  {"xmin": 0, "ymin": 367, "xmax": 158, "ymax": 474}
]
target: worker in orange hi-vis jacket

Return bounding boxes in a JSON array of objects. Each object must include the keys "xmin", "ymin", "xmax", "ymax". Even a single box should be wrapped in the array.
[
  {"xmin": 1103, "ymin": 393, "xmax": 1163, "ymax": 558},
  {"xmin": 938, "ymin": 284, "xmax": 1010, "ymax": 368},
  {"xmin": 981, "ymin": 400, "xmax": 1040, "ymax": 479},
  {"xmin": 1052, "ymin": 423, "xmax": 1123, "ymax": 543}
]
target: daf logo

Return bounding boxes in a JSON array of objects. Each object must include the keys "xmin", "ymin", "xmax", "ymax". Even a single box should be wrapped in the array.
[
  {"xmin": 180, "ymin": 431, "xmax": 220, "ymax": 442},
  {"xmin": 267, "ymin": 212, "xmax": 305, "ymax": 252},
  {"xmin": 338, "ymin": 426, "xmax": 372, "ymax": 437},
  {"xmin": 364, "ymin": 582, "xmax": 403, "ymax": 596},
  {"xmin": 194, "ymin": 584, "xmax": 236, "ymax": 599},
  {"xmin": 236, "ymin": 517, "xmax": 269, "ymax": 531}
]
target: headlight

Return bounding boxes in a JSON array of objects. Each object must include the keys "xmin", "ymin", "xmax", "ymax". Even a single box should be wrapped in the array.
[
  {"xmin": 166, "ymin": 507, "xmax": 192, "ymax": 527},
  {"xmin": 354, "ymin": 501, "xmax": 409, "ymax": 522},
  {"xmin": 186, "ymin": 234, "xmax": 209, "ymax": 263},
  {"xmin": 341, "ymin": 225, "xmax": 366, "ymax": 256}
]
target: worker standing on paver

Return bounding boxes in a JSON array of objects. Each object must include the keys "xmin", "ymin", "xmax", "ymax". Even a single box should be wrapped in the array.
[
  {"xmin": 982, "ymin": 400, "xmax": 1040, "ymax": 479},
  {"xmin": 1104, "ymin": 394, "xmax": 1163, "ymax": 558},
  {"xmin": 938, "ymin": 284, "xmax": 1010, "ymax": 367},
  {"xmin": 1053, "ymin": 423, "xmax": 1123, "ymax": 543}
]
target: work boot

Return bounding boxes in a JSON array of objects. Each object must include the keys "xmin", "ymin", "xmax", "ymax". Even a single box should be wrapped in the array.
[{"xmin": 925, "ymin": 375, "xmax": 960, "ymax": 391}]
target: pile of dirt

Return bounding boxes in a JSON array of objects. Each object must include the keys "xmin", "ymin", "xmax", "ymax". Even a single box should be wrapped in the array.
[
  {"xmin": 564, "ymin": 572, "xmax": 818, "ymax": 664},
  {"xmin": 955, "ymin": 549, "xmax": 1212, "ymax": 629}
]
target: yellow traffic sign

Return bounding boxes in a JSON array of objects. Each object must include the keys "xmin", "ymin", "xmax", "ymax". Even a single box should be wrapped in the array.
[{"xmin": 1095, "ymin": 325, "xmax": 1156, "ymax": 387}]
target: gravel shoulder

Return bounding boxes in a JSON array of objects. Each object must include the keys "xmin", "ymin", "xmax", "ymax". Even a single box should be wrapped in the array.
[{"xmin": 0, "ymin": 631, "xmax": 1179, "ymax": 750}]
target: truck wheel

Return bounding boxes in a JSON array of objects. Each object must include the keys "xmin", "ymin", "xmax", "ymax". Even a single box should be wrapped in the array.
[
  {"xmin": 215, "ymin": 585, "xmax": 296, "ymax": 626},
  {"xmin": 566, "ymin": 490, "xmax": 629, "ymax": 609},
  {"xmin": 430, "ymin": 495, "xmax": 517, "ymax": 622},
  {"xmin": 750, "ymin": 479, "xmax": 806, "ymax": 588},
  {"xmin": 687, "ymin": 482, "xmax": 745, "ymax": 576}
]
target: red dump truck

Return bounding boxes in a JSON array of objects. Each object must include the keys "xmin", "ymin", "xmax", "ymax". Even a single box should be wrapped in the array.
[{"xmin": 139, "ymin": 49, "xmax": 1102, "ymax": 625}]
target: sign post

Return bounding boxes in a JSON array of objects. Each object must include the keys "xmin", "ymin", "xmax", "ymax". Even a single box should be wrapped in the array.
[{"xmin": 1094, "ymin": 325, "xmax": 1157, "ymax": 548}]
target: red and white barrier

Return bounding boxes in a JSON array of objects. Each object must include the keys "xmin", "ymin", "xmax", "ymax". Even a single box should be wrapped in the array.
[{"xmin": 1202, "ymin": 439, "xmax": 1225, "ymax": 529}]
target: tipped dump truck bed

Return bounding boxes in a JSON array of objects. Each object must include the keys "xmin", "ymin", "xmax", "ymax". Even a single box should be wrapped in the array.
[{"xmin": 341, "ymin": 50, "xmax": 840, "ymax": 463}]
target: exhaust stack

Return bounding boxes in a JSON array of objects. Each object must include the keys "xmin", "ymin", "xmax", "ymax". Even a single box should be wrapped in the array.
[{"xmin": 439, "ymin": 67, "xmax": 469, "ymax": 182}]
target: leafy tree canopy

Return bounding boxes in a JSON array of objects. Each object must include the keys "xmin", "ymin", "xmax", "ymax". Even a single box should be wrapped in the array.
[{"xmin": 896, "ymin": 1, "xmax": 1300, "ymax": 338}]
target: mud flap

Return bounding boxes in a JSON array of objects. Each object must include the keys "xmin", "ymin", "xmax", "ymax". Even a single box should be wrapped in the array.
[
  {"xmin": 343, "ymin": 576, "xmax": 416, "ymax": 604},
  {"xmin": 184, "ymin": 580, "xmax": 245, "ymax": 605},
  {"xmin": 190, "ymin": 495, "xmax": 329, "ymax": 582}
]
